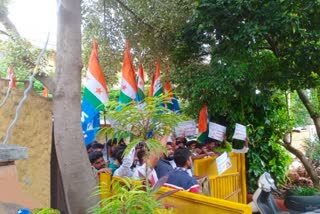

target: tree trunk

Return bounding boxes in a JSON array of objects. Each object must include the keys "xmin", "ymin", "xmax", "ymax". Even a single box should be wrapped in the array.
[
  {"xmin": 54, "ymin": 0, "xmax": 98, "ymax": 213},
  {"xmin": 0, "ymin": 13, "xmax": 20, "ymax": 36},
  {"xmin": 297, "ymin": 89, "xmax": 320, "ymax": 138},
  {"xmin": 283, "ymin": 134, "xmax": 320, "ymax": 187}
]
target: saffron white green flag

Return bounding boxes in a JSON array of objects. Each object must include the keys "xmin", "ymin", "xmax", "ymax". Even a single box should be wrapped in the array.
[
  {"xmin": 81, "ymin": 40, "xmax": 108, "ymax": 145},
  {"xmin": 136, "ymin": 64, "xmax": 145, "ymax": 101},
  {"xmin": 150, "ymin": 60, "xmax": 163, "ymax": 97},
  {"xmin": 119, "ymin": 42, "xmax": 138, "ymax": 104}
]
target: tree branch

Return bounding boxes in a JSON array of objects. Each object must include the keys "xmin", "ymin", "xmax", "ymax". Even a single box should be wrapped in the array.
[
  {"xmin": 266, "ymin": 36, "xmax": 280, "ymax": 57},
  {"xmin": 0, "ymin": 29, "xmax": 9, "ymax": 36},
  {"xmin": 282, "ymin": 136, "xmax": 320, "ymax": 187},
  {"xmin": 114, "ymin": 0, "xmax": 155, "ymax": 31},
  {"xmin": 0, "ymin": 14, "xmax": 20, "ymax": 37},
  {"xmin": 297, "ymin": 89, "xmax": 320, "ymax": 137},
  {"xmin": 35, "ymin": 73, "xmax": 56, "ymax": 92},
  {"xmin": 297, "ymin": 89, "xmax": 319, "ymax": 118}
]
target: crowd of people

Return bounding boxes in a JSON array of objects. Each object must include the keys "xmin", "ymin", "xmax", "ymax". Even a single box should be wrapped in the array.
[{"xmin": 87, "ymin": 136, "xmax": 249, "ymax": 194}]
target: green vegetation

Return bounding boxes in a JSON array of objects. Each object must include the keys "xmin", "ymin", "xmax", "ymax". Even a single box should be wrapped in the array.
[
  {"xmin": 32, "ymin": 208, "xmax": 60, "ymax": 214},
  {"xmin": 90, "ymin": 178, "xmax": 164, "ymax": 214},
  {"xmin": 288, "ymin": 186, "xmax": 319, "ymax": 196},
  {"xmin": 1, "ymin": 0, "xmax": 320, "ymax": 196},
  {"xmin": 101, "ymin": 95, "xmax": 188, "ymax": 155},
  {"xmin": 170, "ymin": 0, "xmax": 320, "ymax": 189}
]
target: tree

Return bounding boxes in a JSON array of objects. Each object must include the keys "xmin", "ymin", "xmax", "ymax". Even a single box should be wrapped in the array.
[
  {"xmin": 81, "ymin": 0, "xmax": 196, "ymax": 78},
  {"xmin": 0, "ymin": 0, "xmax": 19, "ymax": 36},
  {"xmin": 1, "ymin": 0, "xmax": 98, "ymax": 212},
  {"xmin": 171, "ymin": 0, "xmax": 320, "ymax": 187},
  {"xmin": 52, "ymin": 0, "xmax": 98, "ymax": 213}
]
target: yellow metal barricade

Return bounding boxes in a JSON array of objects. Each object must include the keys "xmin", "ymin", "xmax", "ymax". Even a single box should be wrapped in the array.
[
  {"xmin": 99, "ymin": 173, "xmax": 251, "ymax": 214},
  {"xmin": 99, "ymin": 152, "xmax": 249, "ymax": 213},
  {"xmin": 193, "ymin": 152, "xmax": 247, "ymax": 204}
]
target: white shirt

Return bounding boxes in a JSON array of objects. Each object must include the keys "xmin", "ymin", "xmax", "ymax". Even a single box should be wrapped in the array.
[
  {"xmin": 132, "ymin": 163, "xmax": 158, "ymax": 185},
  {"xmin": 113, "ymin": 147, "xmax": 135, "ymax": 178}
]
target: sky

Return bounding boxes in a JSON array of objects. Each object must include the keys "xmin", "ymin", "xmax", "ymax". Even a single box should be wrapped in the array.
[{"xmin": 8, "ymin": 0, "xmax": 57, "ymax": 49}]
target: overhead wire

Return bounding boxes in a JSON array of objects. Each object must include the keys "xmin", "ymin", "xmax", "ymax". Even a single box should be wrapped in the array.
[
  {"xmin": 2, "ymin": 32, "xmax": 50, "ymax": 145},
  {"xmin": 1, "ymin": 0, "xmax": 60, "ymax": 144},
  {"xmin": 0, "ymin": 80, "xmax": 12, "ymax": 108}
]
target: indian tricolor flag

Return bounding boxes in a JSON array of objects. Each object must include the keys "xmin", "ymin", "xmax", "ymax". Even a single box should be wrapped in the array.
[
  {"xmin": 119, "ymin": 42, "xmax": 138, "ymax": 105},
  {"xmin": 164, "ymin": 66, "xmax": 180, "ymax": 112},
  {"xmin": 136, "ymin": 64, "xmax": 145, "ymax": 102},
  {"xmin": 150, "ymin": 60, "xmax": 163, "ymax": 97},
  {"xmin": 197, "ymin": 104, "xmax": 208, "ymax": 143},
  {"xmin": 81, "ymin": 40, "xmax": 108, "ymax": 145}
]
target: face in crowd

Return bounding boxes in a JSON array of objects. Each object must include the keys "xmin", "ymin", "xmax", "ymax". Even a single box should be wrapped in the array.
[
  {"xmin": 93, "ymin": 156, "xmax": 106, "ymax": 170},
  {"xmin": 165, "ymin": 143, "xmax": 174, "ymax": 161},
  {"xmin": 89, "ymin": 151, "xmax": 107, "ymax": 170}
]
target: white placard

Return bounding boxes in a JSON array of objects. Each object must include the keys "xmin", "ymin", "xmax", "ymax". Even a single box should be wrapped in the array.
[
  {"xmin": 216, "ymin": 152, "xmax": 232, "ymax": 175},
  {"xmin": 208, "ymin": 122, "xmax": 226, "ymax": 142},
  {"xmin": 232, "ymin": 123, "xmax": 247, "ymax": 141},
  {"xmin": 174, "ymin": 120, "xmax": 197, "ymax": 137}
]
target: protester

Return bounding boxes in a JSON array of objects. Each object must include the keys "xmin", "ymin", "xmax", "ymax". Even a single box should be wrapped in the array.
[
  {"xmin": 113, "ymin": 145, "xmax": 135, "ymax": 178},
  {"xmin": 108, "ymin": 145, "xmax": 125, "ymax": 175},
  {"xmin": 164, "ymin": 147, "xmax": 200, "ymax": 193},
  {"xmin": 86, "ymin": 143, "xmax": 93, "ymax": 154},
  {"xmin": 89, "ymin": 151, "xmax": 111, "ymax": 178},
  {"xmin": 106, "ymin": 138, "xmax": 123, "ymax": 161},
  {"xmin": 176, "ymin": 137, "xmax": 187, "ymax": 148},
  {"xmin": 205, "ymin": 138, "xmax": 219, "ymax": 152},
  {"xmin": 191, "ymin": 143, "xmax": 215, "ymax": 160},
  {"xmin": 132, "ymin": 151, "xmax": 159, "ymax": 185},
  {"xmin": 154, "ymin": 142, "xmax": 175, "ymax": 179},
  {"xmin": 91, "ymin": 143, "xmax": 104, "ymax": 152}
]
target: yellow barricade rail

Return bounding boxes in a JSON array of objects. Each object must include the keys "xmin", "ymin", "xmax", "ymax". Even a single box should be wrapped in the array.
[
  {"xmin": 193, "ymin": 152, "xmax": 247, "ymax": 203},
  {"xmin": 99, "ymin": 171, "xmax": 251, "ymax": 214}
]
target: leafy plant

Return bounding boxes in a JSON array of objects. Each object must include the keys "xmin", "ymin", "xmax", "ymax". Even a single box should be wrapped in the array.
[
  {"xmin": 288, "ymin": 186, "xmax": 319, "ymax": 196},
  {"xmin": 91, "ymin": 178, "xmax": 161, "ymax": 213},
  {"xmin": 101, "ymin": 94, "xmax": 188, "ymax": 155},
  {"xmin": 31, "ymin": 208, "xmax": 60, "ymax": 214},
  {"xmin": 213, "ymin": 141, "xmax": 232, "ymax": 153},
  {"xmin": 305, "ymin": 137, "xmax": 320, "ymax": 167},
  {"xmin": 90, "ymin": 176, "xmax": 177, "ymax": 214}
]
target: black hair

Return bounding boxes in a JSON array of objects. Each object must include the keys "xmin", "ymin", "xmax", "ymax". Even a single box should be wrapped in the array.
[
  {"xmin": 195, "ymin": 143, "xmax": 204, "ymax": 149},
  {"xmin": 92, "ymin": 143, "xmax": 104, "ymax": 150},
  {"xmin": 90, "ymin": 140, "xmax": 99, "ymax": 144},
  {"xmin": 86, "ymin": 143, "xmax": 92, "ymax": 151},
  {"xmin": 205, "ymin": 138, "xmax": 218, "ymax": 144},
  {"xmin": 89, "ymin": 151, "xmax": 103, "ymax": 164},
  {"xmin": 173, "ymin": 147, "xmax": 191, "ymax": 167},
  {"xmin": 187, "ymin": 140, "xmax": 198, "ymax": 147},
  {"xmin": 111, "ymin": 145, "xmax": 127, "ymax": 165},
  {"xmin": 176, "ymin": 137, "xmax": 187, "ymax": 146},
  {"xmin": 106, "ymin": 138, "xmax": 125, "ymax": 147},
  {"xmin": 166, "ymin": 142, "xmax": 172, "ymax": 146},
  {"xmin": 137, "ymin": 149, "xmax": 146, "ymax": 164},
  {"xmin": 135, "ymin": 142, "xmax": 146, "ymax": 150}
]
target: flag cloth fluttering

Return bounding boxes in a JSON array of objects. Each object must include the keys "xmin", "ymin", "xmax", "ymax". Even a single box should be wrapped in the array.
[
  {"xmin": 198, "ymin": 104, "xmax": 208, "ymax": 143},
  {"xmin": 136, "ymin": 65, "xmax": 145, "ymax": 102},
  {"xmin": 149, "ymin": 60, "xmax": 163, "ymax": 97},
  {"xmin": 119, "ymin": 42, "xmax": 138, "ymax": 105},
  {"xmin": 43, "ymin": 87, "xmax": 48, "ymax": 97},
  {"xmin": 81, "ymin": 40, "xmax": 109, "ymax": 145},
  {"xmin": 164, "ymin": 66, "xmax": 180, "ymax": 112},
  {"xmin": 148, "ymin": 74, "xmax": 155, "ymax": 97},
  {"xmin": 6, "ymin": 66, "xmax": 16, "ymax": 89}
]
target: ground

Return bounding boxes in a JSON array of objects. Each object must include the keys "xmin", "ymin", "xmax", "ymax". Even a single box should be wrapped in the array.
[{"xmin": 0, "ymin": 83, "xmax": 52, "ymax": 208}]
